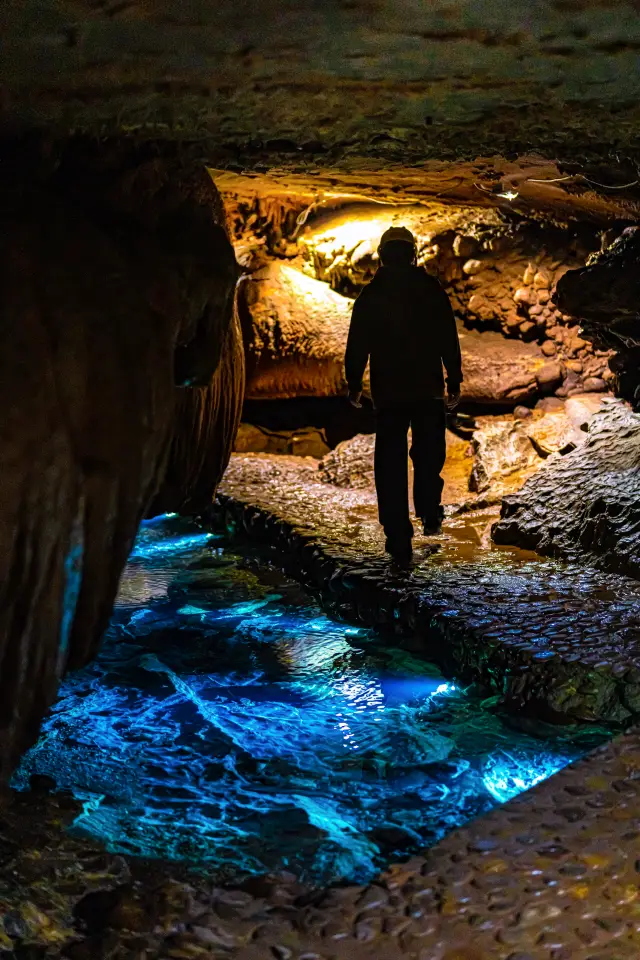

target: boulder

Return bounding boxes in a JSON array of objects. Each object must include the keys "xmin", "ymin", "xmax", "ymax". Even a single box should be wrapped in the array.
[
  {"xmin": 234, "ymin": 423, "xmax": 330, "ymax": 458},
  {"xmin": 493, "ymin": 399, "xmax": 640, "ymax": 577},
  {"xmin": 458, "ymin": 329, "xmax": 547, "ymax": 405}
]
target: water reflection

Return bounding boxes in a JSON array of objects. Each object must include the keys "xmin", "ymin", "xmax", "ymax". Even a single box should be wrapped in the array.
[{"xmin": 13, "ymin": 517, "xmax": 609, "ymax": 886}]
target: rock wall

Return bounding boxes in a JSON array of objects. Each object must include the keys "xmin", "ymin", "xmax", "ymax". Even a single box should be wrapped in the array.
[
  {"xmin": 238, "ymin": 261, "xmax": 352, "ymax": 398},
  {"xmin": 554, "ymin": 226, "xmax": 640, "ymax": 408},
  {"xmin": 151, "ymin": 306, "xmax": 245, "ymax": 516},
  {"xmin": 239, "ymin": 259, "xmax": 558, "ymax": 405},
  {"xmin": 0, "ymin": 142, "xmax": 240, "ymax": 776},
  {"xmin": 493, "ymin": 399, "xmax": 640, "ymax": 577},
  {"xmin": 298, "ymin": 204, "xmax": 613, "ymax": 399}
]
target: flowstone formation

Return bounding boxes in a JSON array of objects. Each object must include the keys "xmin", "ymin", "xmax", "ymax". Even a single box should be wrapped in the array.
[{"xmin": 0, "ymin": 140, "xmax": 242, "ymax": 777}]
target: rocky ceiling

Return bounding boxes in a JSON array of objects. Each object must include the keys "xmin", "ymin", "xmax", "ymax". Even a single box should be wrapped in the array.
[{"xmin": 4, "ymin": 0, "xmax": 640, "ymax": 220}]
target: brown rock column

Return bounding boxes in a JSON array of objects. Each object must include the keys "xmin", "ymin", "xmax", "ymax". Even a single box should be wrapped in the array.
[{"xmin": 0, "ymin": 147, "xmax": 240, "ymax": 776}]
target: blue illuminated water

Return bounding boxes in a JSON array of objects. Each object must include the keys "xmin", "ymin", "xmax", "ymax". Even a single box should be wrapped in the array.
[{"xmin": 14, "ymin": 516, "xmax": 608, "ymax": 886}]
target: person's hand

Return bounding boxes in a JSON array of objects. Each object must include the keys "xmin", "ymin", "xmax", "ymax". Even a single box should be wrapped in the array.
[
  {"xmin": 348, "ymin": 389, "xmax": 363, "ymax": 409},
  {"xmin": 446, "ymin": 389, "xmax": 461, "ymax": 411}
]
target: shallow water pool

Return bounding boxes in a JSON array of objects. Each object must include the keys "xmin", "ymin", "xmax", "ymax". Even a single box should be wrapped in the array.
[{"xmin": 14, "ymin": 515, "xmax": 609, "ymax": 886}]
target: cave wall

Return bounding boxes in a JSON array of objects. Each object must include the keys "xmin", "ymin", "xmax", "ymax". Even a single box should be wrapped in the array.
[
  {"xmin": 234, "ymin": 198, "xmax": 615, "ymax": 407},
  {"xmin": 491, "ymin": 227, "xmax": 640, "ymax": 573},
  {"xmin": 0, "ymin": 142, "xmax": 240, "ymax": 776}
]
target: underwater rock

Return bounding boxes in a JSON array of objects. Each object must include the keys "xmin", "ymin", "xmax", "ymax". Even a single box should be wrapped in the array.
[{"xmin": 493, "ymin": 399, "xmax": 640, "ymax": 577}]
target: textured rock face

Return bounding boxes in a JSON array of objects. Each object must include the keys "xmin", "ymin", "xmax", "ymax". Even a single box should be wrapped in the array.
[
  {"xmin": 238, "ymin": 261, "xmax": 352, "ymax": 398},
  {"xmin": 0, "ymin": 148, "xmax": 239, "ymax": 776},
  {"xmin": 151, "ymin": 307, "xmax": 245, "ymax": 516},
  {"xmin": 493, "ymin": 399, "xmax": 640, "ymax": 577},
  {"xmin": 4, "ymin": 0, "xmax": 640, "ymax": 178},
  {"xmin": 555, "ymin": 227, "xmax": 640, "ymax": 407}
]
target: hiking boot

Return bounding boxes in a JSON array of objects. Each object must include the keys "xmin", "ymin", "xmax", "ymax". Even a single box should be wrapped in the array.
[
  {"xmin": 385, "ymin": 537, "xmax": 413, "ymax": 566},
  {"xmin": 421, "ymin": 507, "xmax": 444, "ymax": 536}
]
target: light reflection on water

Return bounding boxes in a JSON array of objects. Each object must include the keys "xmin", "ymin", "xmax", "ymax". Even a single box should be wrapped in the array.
[{"xmin": 13, "ymin": 516, "xmax": 608, "ymax": 885}]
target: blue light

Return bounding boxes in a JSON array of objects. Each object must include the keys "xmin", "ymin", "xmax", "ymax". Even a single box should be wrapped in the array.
[
  {"xmin": 483, "ymin": 750, "xmax": 572, "ymax": 803},
  {"xmin": 141, "ymin": 513, "xmax": 178, "ymax": 526},
  {"xmin": 13, "ymin": 516, "xmax": 606, "ymax": 886},
  {"xmin": 129, "ymin": 532, "xmax": 217, "ymax": 560}
]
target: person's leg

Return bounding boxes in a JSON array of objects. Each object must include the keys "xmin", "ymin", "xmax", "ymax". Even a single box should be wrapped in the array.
[
  {"xmin": 375, "ymin": 406, "xmax": 413, "ymax": 551},
  {"xmin": 410, "ymin": 400, "xmax": 447, "ymax": 529}
]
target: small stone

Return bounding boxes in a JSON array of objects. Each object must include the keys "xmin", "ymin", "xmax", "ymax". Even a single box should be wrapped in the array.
[
  {"xmin": 467, "ymin": 293, "xmax": 486, "ymax": 315},
  {"xmin": 271, "ymin": 947, "xmax": 292, "ymax": 960},
  {"xmin": 519, "ymin": 321, "xmax": 535, "ymax": 336},
  {"xmin": 582, "ymin": 377, "xmax": 606, "ymax": 393},
  {"xmin": 536, "ymin": 362, "xmax": 564, "ymax": 389},
  {"xmin": 513, "ymin": 405, "xmax": 533, "ymax": 419},
  {"xmin": 566, "ymin": 360, "xmax": 583, "ymax": 373},
  {"xmin": 453, "ymin": 235, "xmax": 479, "ymax": 258},
  {"xmin": 533, "ymin": 269, "xmax": 551, "ymax": 289},
  {"xmin": 523, "ymin": 263, "xmax": 536, "ymax": 284},
  {"xmin": 541, "ymin": 340, "xmax": 557, "ymax": 357},
  {"xmin": 463, "ymin": 259, "xmax": 484, "ymax": 276},
  {"xmin": 514, "ymin": 287, "xmax": 531, "ymax": 306},
  {"xmin": 537, "ymin": 290, "xmax": 550, "ymax": 304}
]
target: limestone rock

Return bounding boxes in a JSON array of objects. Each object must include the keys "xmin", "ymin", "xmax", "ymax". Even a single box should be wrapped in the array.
[
  {"xmin": 239, "ymin": 261, "xmax": 353, "ymax": 399},
  {"xmin": 458, "ymin": 329, "xmax": 546, "ymax": 405},
  {"xmin": 468, "ymin": 421, "xmax": 540, "ymax": 493},
  {"xmin": 0, "ymin": 154, "xmax": 239, "ymax": 776},
  {"xmin": 554, "ymin": 227, "xmax": 640, "ymax": 407},
  {"xmin": 241, "ymin": 262, "xmax": 550, "ymax": 405},
  {"xmin": 234, "ymin": 424, "xmax": 330, "ymax": 458},
  {"xmin": 493, "ymin": 399, "xmax": 640, "ymax": 577}
]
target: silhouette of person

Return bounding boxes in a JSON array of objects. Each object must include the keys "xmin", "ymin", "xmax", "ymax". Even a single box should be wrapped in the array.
[{"xmin": 344, "ymin": 226, "xmax": 462, "ymax": 563}]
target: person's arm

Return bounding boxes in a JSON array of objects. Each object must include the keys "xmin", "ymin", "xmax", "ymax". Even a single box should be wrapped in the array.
[
  {"xmin": 344, "ymin": 293, "xmax": 370, "ymax": 405},
  {"xmin": 434, "ymin": 280, "xmax": 463, "ymax": 400}
]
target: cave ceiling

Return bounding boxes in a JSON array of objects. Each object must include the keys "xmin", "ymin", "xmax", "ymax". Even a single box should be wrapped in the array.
[{"xmin": 3, "ymin": 0, "xmax": 640, "ymax": 221}]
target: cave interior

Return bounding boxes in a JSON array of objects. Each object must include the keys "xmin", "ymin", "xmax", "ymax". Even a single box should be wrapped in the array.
[{"xmin": 4, "ymin": 0, "xmax": 640, "ymax": 955}]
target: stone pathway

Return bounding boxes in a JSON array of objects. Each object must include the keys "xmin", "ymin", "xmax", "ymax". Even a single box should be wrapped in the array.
[{"xmin": 219, "ymin": 453, "xmax": 640, "ymax": 725}]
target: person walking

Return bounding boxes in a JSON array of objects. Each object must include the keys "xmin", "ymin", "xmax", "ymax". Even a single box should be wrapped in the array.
[{"xmin": 344, "ymin": 226, "xmax": 462, "ymax": 564}]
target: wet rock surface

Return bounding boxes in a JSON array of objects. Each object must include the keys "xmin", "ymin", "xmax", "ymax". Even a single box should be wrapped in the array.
[
  {"xmin": 3, "ymin": 641, "xmax": 640, "ymax": 959},
  {"xmin": 494, "ymin": 399, "xmax": 640, "ymax": 579},
  {"xmin": 219, "ymin": 452, "xmax": 640, "ymax": 726}
]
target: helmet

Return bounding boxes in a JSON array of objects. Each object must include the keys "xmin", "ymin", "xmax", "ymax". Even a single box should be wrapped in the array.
[{"xmin": 378, "ymin": 226, "xmax": 416, "ymax": 257}]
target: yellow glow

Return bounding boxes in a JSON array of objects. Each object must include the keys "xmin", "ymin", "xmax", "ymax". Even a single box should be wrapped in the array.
[{"xmin": 302, "ymin": 216, "xmax": 390, "ymax": 259}]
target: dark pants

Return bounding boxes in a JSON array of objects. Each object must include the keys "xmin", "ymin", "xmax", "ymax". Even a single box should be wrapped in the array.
[{"xmin": 374, "ymin": 400, "xmax": 446, "ymax": 544}]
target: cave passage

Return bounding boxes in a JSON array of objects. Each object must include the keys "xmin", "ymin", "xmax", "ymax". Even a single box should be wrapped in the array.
[{"xmin": 13, "ymin": 515, "xmax": 608, "ymax": 887}]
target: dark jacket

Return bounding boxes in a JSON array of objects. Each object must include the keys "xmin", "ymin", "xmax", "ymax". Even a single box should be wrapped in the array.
[{"xmin": 344, "ymin": 265, "xmax": 463, "ymax": 409}]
